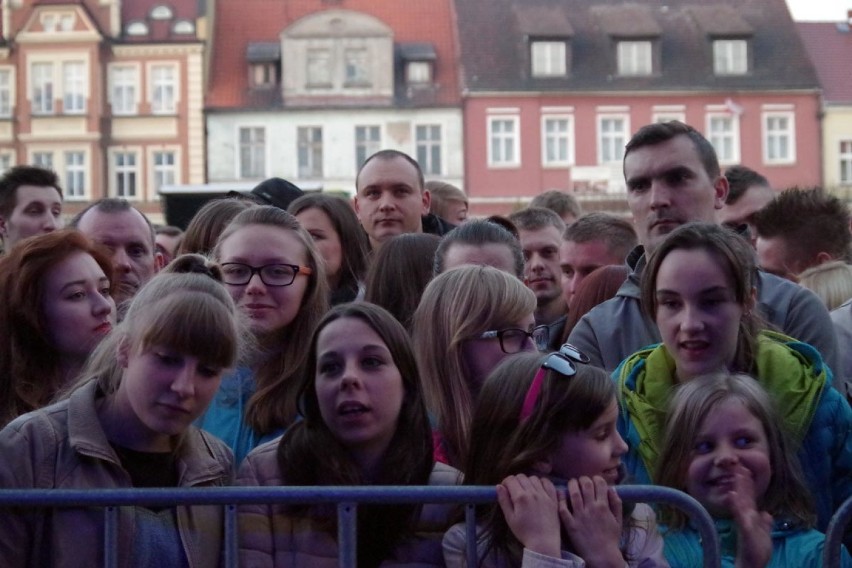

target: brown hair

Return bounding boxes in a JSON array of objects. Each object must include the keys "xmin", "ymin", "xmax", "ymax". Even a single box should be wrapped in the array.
[
  {"xmin": 178, "ymin": 198, "xmax": 257, "ymax": 256},
  {"xmin": 0, "ymin": 165, "xmax": 62, "ymax": 218},
  {"xmin": 561, "ymin": 264, "xmax": 629, "ymax": 343}
]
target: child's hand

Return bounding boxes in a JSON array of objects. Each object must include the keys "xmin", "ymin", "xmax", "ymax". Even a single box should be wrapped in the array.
[
  {"xmin": 496, "ymin": 474, "xmax": 562, "ymax": 558},
  {"xmin": 558, "ymin": 476, "xmax": 624, "ymax": 568},
  {"xmin": 725, "ymin": 465, "xmax": 773, "ymax": 568}
]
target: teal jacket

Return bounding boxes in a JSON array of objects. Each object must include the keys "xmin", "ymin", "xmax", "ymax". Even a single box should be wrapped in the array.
[
  {"xmin": 662, "ymin": 518, "xmax": 851, "ymax": 567},
  {"xmin": 614, "ymin": 331, "xmax": 852, "ymax": 533}
]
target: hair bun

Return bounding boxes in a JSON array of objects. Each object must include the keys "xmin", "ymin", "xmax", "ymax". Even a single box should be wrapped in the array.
[{"xmin": 165, "ymin": 253, "xmax": 223, "ymax": 282}]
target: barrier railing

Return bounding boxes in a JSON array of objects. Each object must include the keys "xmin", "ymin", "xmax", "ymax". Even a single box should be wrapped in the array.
[
  {"xmin": 825, "ymin": 495, "xmax": 852, "ymax": 567},
  {"xmin": 0, "ymin": 485, "xmax": 718, "ymax": 567}
]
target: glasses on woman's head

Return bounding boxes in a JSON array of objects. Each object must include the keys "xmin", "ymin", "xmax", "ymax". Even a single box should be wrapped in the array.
[
  {"xmin": 479, "ymin": 325, "xmax": 550, "ymax": 353},
  {"xmin": 220, "ymin": 262, "xmax": 312, "ymax": 287},
  {"xmin": 519, "ymin": 343, "xmax": 591, "ymax": 422}
]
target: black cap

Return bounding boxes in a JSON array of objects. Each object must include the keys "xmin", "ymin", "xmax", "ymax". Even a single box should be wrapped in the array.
[{"xmin": 227, "ymin": 178, "xmax": 304, "ymax": 210}]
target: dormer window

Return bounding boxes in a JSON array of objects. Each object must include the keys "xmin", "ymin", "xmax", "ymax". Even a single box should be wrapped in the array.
[
  {"xmin": 617, "ymin": 41, "xmax": 652, "ymax": 76},
  {"xmin": 246, "ymin": 42, "xmax": 281, "ymax": 89},
  {"xmin": 406, "ymin": 61, "xmax": 432, "ymax": 84},
  {"xmin": 126, "ymin": 21, "xmax": 149, "ymax": 36},
  {"xmin": 399, "ymin": 43, "xmax": 437, "ymax": 86},
  {"xmin": 172, "ymin": 20, "xmax": 195, "ymax": 35},
  {"xmin": 344, "ymin": 48, "xmax": 370, "ymax": 87},
  {"xmin": 713, "ymin": 39, "xmax": 748, "ymax": 75},
  {"xmin": 150, "ymin": 5, "xmax": 173, "ymax": 20},
  {"xmin": 531, "ymin": 41, "xmax": 567, "ymax": 77}
]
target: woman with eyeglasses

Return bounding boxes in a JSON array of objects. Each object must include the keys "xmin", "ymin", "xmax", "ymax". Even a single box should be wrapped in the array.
[
  {"xmin": 443, "ymin": 349, "xmax": 667, "ymax": 567},
  {"xmin": 197, "ymin": 206, "xmax": 329, "ymax": 463},
  {"xmin": 412, "ymin": 265, "xmax": 545, "ymax": 469}
]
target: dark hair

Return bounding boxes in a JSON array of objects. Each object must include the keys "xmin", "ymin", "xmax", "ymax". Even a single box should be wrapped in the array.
[
  {"xmin": 277, "ymin": 302, "xmax": 434, "ymax": 567},
  {"xmin": 434, "ymin": 219, "xmax": 524, "ymax": 279},
  {"xmin": 561, "ymin": 264, "xmax": 629, "ymax": 343},
  {"xmin": 0, "ymin": 165, "xmax": 62, "ymax": 218},
  {"xmin": 364, "ymin": 233, "xmax": 441, "ymax": 330},
  {"xmin": 563, "ymin": 212, "xmax": 637, "ymax": 261},
  {"xmin": 288, "ymin": 193, "xmax": 370, "ymax": 304},
  {"xmin": 356, "ymin": 149, "xmax": 424, "ymax": 191},
  {"xmin": 641, "ymin": 222, "xmax": 763, "ymax": 374},
  {"xmin": 724, "ymin": 165, "xmax": 770, "ymax": 205},
  {"xmin": 507, "ymin": 206, "xmax": 566, "ymax": 234},
  {"xmin": 529, "ymin": 190, "xmax": 582, "ymax": 221},
  {"xmin": 155, "ymin": 225, "xmax": 183, "ymax": 238},
  {"xmin": 70, "ymin": 198, "xmax": 156, "ymax": 246},
  {"xmin": 178, "ymin": 198, "xmax": 257, "ymax": 257},
  {"xmin": 485, "ymin": 215, "xmax": 520, "ymax": 239},
  {"xmin": 0, "ymin": 229, "xmax": 114, "ymax": 425},
  {"xmin": 624, "ymin": 121, "xmax": 721, "ymax": 180},
  {"xmin": 754, "ymin": 187, "xmax": 851, "ymax": 265}
]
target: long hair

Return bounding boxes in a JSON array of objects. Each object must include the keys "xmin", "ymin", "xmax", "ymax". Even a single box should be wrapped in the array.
[
  {"xmin": 288, "ymin": 193, "xmax": 370, "ymax": 304},
  {"xmin": 465, "ymin": 353, "xmax": 617, "ymax": 564},
  {"xmin": 561, "ymin": 264, "xmax": 629, "ymax": 343},
  {"xmin": 177, "ymin": 197, "xmax": 257, "ymax": 256},
  {"xmin": 277, "ymin": 302, "xmax": 434, "ymax": 568},
  {"xmin": 213, "ymin": 205, "xmax": 330, "ymax": 434},
  {"xmin": 641, "ymin": 222, "xmax": 764, "ymax": 374},
  {"xmin": 411, "ymin": 265, "xmax": 536, "ymax": 467},
  {"xmin": 655, "ymin": 371, "xmax": 815, "ymax": 529},
  {"xmin": 0, "ymin": 230, "xmax": 114, "ymax": 425}
]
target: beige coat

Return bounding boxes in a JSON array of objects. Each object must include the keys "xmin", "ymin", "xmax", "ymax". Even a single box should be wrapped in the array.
[
  {"xmin": 237, "ymin": 437, "xmax": 462, "ymax": 567},
  {"xmin": 0, "ymin": 381, "xmax": 233, "ymax": 568}
]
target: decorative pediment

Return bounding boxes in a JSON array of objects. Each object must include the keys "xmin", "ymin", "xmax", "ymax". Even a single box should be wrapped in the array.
[{"xmin": 17, "ymin": 6, "xmax": 103, "ymax": 43}]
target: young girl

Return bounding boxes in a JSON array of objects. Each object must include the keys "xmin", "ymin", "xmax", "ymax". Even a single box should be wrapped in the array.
[
  {"xmin": 444, "ymin": 350, "xmax": 667, "ymax": 567},
  {"xmin": 198, "ymin": 205, "xmax": 329, "ymax": 463},
  {"xmin": 238, "ymin": 302, "xmax": 460, "ymax": 567},
  {"xmin": 656, "ymin": 372, "xmax": 852, "ymax": 567},
  {"xmin": 0, "ymin": 256, "xmax": 242, "ymax": 566}
]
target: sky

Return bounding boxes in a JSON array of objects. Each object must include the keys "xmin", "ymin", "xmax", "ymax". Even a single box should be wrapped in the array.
[{"xmin": 785, "ymin": 0, "xmax": 852, "ymax": 21}]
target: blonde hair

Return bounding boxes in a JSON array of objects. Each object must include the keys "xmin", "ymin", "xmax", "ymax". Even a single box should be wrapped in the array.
[
  {"xmin": 411, "ymin": 265, "xmax": 536, "ymax": 467},
  {"xmin": 797, "ymin": 260, "xmax": 852, "ymax": 311}
]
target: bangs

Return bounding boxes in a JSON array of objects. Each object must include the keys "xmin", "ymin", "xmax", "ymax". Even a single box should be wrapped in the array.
[{"xmin": 135, "ymin": 292, "xmax": 238, "ymax": 370}]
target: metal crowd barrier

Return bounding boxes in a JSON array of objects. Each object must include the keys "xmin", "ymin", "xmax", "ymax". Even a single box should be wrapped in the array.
[
  {"xmin": 0, "ymin": 485, "xmax": 719, "ymax": 567},
  {"xmin": 825, "ymin": 495, "xmax": 852, "ymax": 567}
]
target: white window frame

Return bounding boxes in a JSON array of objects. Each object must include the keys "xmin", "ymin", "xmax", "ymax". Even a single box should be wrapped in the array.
[
  {"xmin": 110, "ymin": 150, "xmax": 140, "ymax": 200},
  {"xmin": 706, "ymin": 113, "xmax": 741, "ymax": 165},
  {"xmin": 0, "ymin": 152, "xmax": 13, "ymax": 173},
  {"xmin": 597, "ymin": 115, "xmax": 629, "ymax": 165},
  {"xmin": 151, "ymin": 149, "xmax": 178, "ymax": 193},
  {"xmin": 354, "ymin": 126, "xmax": 381, "ymax": 168},
  {"xmin": 250, "ymin": 63, "xmax": 276, "ymax": 89},
  {"xmin": 839, "ymin": 140, "xmax": 852, "ymax": 185},
  {"xmin": 487, "ymin": 115, "xmax": 521, "ymax": 168},
  {"xmin": 541, "ymin": 115, "xmax": 575, "ymax": 167},
  {"xmin": 32, "ymin": 151, "xmax": 54, "ymax": 169},
  {"xmin": 64, "ymin": 150, "xmax": 87, "ymax": 200},
  {"xmin": 297, "ymin": 126, "xmax": 323, "ymax": 178},
  {"xmin": 415, "ymin": 124, "xmax": 443, "ymax": 176},
  {"xmin": 343, "ymin": 48, "xmax": 370, "ymax": 87},
  {"xmin": 531, "ymin": 41, "xmax": 567, "ymax": 77},
  {"xmin": 762, "ymin": 112, "xmax": 796, "ymax": 165},
  {"xmin": 406, "ymin": 61, "xmax": 432, "ymax": 84},
  {"xmin": 110, "ymin": 64, "xmax": 140, "ymax": 115},
  {"xmin": 31, "ymin": 62, "xmax": 54, "ymax": 115},
  {"xmin": 237, "ymin": 126, "xmax": 267, "ymax": 180},
  {"xmin": 617, "ymin": 41, "xmax": 652, "ymax": 76},
  {"xmin": 713, "ymin": 39, "xmax": 748, "ymax": 75},
  {"xmin": 0, "ymin": 68, "xmax": 12, "ymax": 117},
  {"xmin": 306, "ymin": 48, "xmax": 332, "ymax": 87},
  {"xmin": 149, "ymin": 63, "xmax": 177, "ymax": 114},
  {"xmin": 62, "ymin": 61, "xmax": 86, "ymax": 114},
  {"xmin": 652, "ymin": 112, "xmax": 685, "ymax": 124}
]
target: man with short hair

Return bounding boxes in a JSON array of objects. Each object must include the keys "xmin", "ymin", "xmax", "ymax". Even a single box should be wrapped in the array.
[
  {"xmin": 567, "ymin": 121, "xmax": 840, "ymax": 391},
  {"xmin": 433, "ymin": 219, "xmax": 524, "ymax": 279},
  {"xmin": 529, "ymin": 189, "xmax": 583, "ymax": 224},
  {"xmin": 508, "ymin": 207, "xmax": 567, "ymax": 350},
  {"xmin": 754, "ymin": 187, "xmax": 852, "ymax": 281},
  {"xmin": 0, "ymin": 165, "xmax": 63, "ymax": 252},
  {"xmin": 560, "ymin": 213, "xmax": 637, "ymax": 307},
  {"xmin": 717, "ymin": 165, "xmax": 775, "ymax": 246},
  {"xmin": 353, "ymin": 149, "xmax": 453, "ymax": 249},
  {"xmin": 154, "ymin": 225, "xmax": 183, "ymax": 266},
  {"xmin": 71, "ymin": 199, "xmax": 163, "ymax": 306}
]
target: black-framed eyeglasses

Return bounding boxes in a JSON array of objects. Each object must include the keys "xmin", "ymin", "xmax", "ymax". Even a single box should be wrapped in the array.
[
  {"xmin": 519, "ymin": 343, "xmax": 591, "ymax": 422},
  {"xmin": 220, "ymin": 262, "xmax": 312, "ymax": 287},
  {"xmin": 479, "ymin": 325, "xmax": 550, "ymax": 353}
]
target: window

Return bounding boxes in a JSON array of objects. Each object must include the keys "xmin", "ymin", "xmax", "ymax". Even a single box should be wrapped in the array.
[
  {"xmin": 150, "ymin": 65, "xmax": 176, "ymax": 114},
  {"xmin": 542, "ymin": 116, "xmax": 574, "ymax": 166},
  {"xmin": 64, "ymin": 151, "xmax": 85, "ymax": 199},
  {"xmin": 42, "ymin": 13, "xmax": 74, "ymax": 32},
  {"xmin": 0, "ymin": 70, "xmax": 11, "ymax": 117},
  {"xmin": 488, "ymin": 116, "xmax": 520, "ymax": 167},
  {"xmin": 713, "ymin": 40, "xmax": 748, "ymax": 75},
  {"xmin": 306, "ymin": 49, "xmax": 332, "ymax": 87},
  {"xmin": 250, "ymin": 63, "xmax": 277, "ymax": 88},
  {"xmin": 239, "ymin": 127, "xmax": 266, "ymax": 179},
  {"xmin": 355, "ymin": 126, "xmax": 381, "ymax": 167},
  {"xmin": 531, "ymin": 41, "xmax": 567, "ymax": 77},
  {"xmin": 406, "ymin": 61, "xmax": 432, "ymax": 84},
  {"xmin": 114, "ymin": 151, "xmax": 138, "ymax": 198},
  {"xmin": 841, "ymin": 141, "xmax": 852, "ymax": 185},
  {"xmin": 707, "ymin": 115, "xmax": 739, "ymax": 164},
  {"xmin": 297, "ymin": 127, "xmax": 323, "ymax": 178},
  {"xmin": 0, "ymin": 153, "xmax": 12, "ymax": 173},
  {"xmin": 416, "ymin": 125, "xmax": 442, "ymax": 175},
  {"xmin": 111, "ymin": 66, "xmax": 138, "ymax": 115},
  {"xmin": 126, "ymin": 22, "xmax": 148, "ymax": 36},
  {"xmin": 63, "ymin": 62, "xmax": 85, "ymax": 114},
  {"xmin": 598, "ymin": 116, "xmax": 627, "ymax": 164},
  {"xmin": 344, "ymin": 49, "xmax": 370, "ymax": 86},
  {"xmin": 31, "ymin": 62, "xmax": 54, "ymax": 114},
  {"xmin": 152, "ymin": 151, "xmax": 176, "ymax": 192},
  {"xmin": 763, "ymin": 113, "xmax": 795, "ymax": 164},
  {"xmin": 617, "ymin": 41, "xmax": 652, "ymax": 76},
  {"xmin": 172, "ymin": 20, "xmax": 195, "ymax": 34},
  {"xmin": 33, "ymin": 152, "xmax": 53, "ymax": 169}
]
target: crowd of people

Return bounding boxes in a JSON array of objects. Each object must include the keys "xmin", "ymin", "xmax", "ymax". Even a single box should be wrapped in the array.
[{"xmin": 0, "ymin": 121, "xmax": 850, "ymax": 567}]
